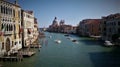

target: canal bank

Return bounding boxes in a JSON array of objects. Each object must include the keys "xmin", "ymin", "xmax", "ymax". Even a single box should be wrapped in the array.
[{"xmin": 0, "ymin": 32, "xmax": 120, "ymax": 67}]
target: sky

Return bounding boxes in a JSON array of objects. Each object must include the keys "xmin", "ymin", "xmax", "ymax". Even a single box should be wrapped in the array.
[{"xmin": 9, "ymin": 0, "xmax": 120, "ymax": 28}]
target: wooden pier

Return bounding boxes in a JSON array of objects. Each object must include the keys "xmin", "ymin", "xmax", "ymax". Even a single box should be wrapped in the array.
[
  {"xmin": 24, "ymin": 43, "xmax": 42, "ymax": 48},
  {"xmin": 30, "ymin": 45, "xmax": 42, "ymax": 48},
  {"xmin": 0, "ymin": 56, "xmax": 23, "ymax": 62},
  {"xmin": 22, "ymin": 51, "xmax": 36, "ymax": 57}
]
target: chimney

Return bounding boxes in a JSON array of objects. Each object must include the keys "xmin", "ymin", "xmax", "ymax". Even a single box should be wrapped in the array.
[{"xmin": 14, "ymin": 0, "xmax": 18, "ymax": 5}]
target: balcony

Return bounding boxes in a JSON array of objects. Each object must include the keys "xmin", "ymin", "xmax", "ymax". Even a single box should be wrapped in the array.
[{"xmin": 4, "ymin": 31, "xmax": 13, "ymax": 35}]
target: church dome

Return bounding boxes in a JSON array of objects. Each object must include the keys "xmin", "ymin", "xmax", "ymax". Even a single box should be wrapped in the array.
[{"xmin": 52, "ymin": 17, "xmax": 58, "ymax": 26}]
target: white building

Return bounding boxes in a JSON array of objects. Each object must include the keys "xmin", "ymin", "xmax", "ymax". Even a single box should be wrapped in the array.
[{"xmin": 22, "ymin": 10, "xmax": 34, "ymax": 47}]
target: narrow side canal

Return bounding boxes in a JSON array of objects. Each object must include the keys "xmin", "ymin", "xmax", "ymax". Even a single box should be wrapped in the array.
[{"xmin": 1, "ymin": 32, "xmax": 120, "ymax": 67}]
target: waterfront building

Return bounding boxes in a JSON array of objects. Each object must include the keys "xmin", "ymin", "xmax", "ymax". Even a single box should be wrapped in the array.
[
  {"xmin": 101, "ymin": 13, "xmax": 120, "ymax": 41},
  {"xmin": 33, "ymin": 18, "xmax": 39, "ymax": 41},
  {"xmin": 0, "ymin": 0, "xmax": 22, "ymax": 56},
  {"xmin": 77, "ymin": 19, "xmax": 101, "ymax": 36},
  {"xmin": 85, "ymin": 19, "xmax": 101, "ymax": 36},
  {"xmin": 77, "ymin": 19, "xmax": 90, "ymax": 36},
  {"xmin": 71, "ymin": 26, "xmax": 77, "ymax": 34},
  {"xmin": 61, "ymin": 25, "xmax": 73, "ymax": 33},
  {"xmin": 21, "ymin": 10, "xmax": 34, "ymax": 47}
]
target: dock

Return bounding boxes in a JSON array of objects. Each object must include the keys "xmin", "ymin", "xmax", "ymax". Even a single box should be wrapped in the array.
[
  {"xmin": 0, "ymin": 56, "xmax": 23, "ymax": 62},
  {"xmin": 30, "ymin": 45, "xmax": 42, "ymax": 48},
  {"xmin": 22, "ymin": 51, "xmax": 36, "ymax": 57}
]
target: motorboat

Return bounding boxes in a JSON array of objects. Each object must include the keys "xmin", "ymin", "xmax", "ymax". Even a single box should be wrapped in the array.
[
  {"xmin": 72, "ymin": 39, "xmax": 79, "ymax": 44},
  {"xmin": 104, "ymin": 40, "xmax": 114, "ymax": 47},
  {"xmin": 72, "ymin": 39, "xmax": 77, "ymax": 42},
  {"xmin": 55, "ymin": 39, "xmax": 61, "ymax": 44}
]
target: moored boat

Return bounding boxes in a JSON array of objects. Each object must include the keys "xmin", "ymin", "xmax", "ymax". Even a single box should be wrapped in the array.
[
  {"xmin": 54, "ymin": 39, "xmax": 61, "ymax": 44},
  {"xmin": 104, "ymin": 40, "xmax": 114, "ymax": 47}
]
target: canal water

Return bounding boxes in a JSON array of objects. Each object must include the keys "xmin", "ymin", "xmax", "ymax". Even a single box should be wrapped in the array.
[{"xmin": 1, "ymin": 32, "xmax": 120, "ymax": 67}]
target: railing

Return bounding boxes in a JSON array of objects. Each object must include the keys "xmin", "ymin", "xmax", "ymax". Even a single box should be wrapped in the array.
[{"xmin": 4, "ymin": 31, "xmax": 13, "ymax": 35}]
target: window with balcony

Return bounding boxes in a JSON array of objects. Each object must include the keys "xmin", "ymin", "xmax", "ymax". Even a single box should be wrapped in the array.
[
  {"xmin": 3, "ymin": 6, "xmax": 5, "ymax": 14},
  {"xmin": 6, "ymin": 7, "xmax": 8, "ymax": 14}
]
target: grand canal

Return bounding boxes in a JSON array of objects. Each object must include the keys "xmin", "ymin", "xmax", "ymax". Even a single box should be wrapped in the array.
[{"xmin": 1, "ymin": 32, "xmax": 120, "ymax": 67}]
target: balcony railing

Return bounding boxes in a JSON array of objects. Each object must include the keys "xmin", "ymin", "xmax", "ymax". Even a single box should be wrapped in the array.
[{"xmin": 4, "ymin": 31, "xmax": 13, "ymax": 35}]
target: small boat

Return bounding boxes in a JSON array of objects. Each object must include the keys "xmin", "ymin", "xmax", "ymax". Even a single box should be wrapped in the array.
[
  {"xmin": 72, "ymin": 39, "xmax": 77, "ymax": 42},
  {"xmin": 64, "ymin": 34, "xmax": 69, "ymax": 36},
  {"xmin": 71, "ymin": 39, "xmax": 79, "ymax": 44},
  {"xmin": 49, "ymin": 36, "xmax": 52, "ymax": 38},
  {"xmin": 55, "ymin": 39, "xmax": 61, "ymax": 44},
  {"xmin": 104, "ymin": 40, "xmax": 114, "ymax": 47}
]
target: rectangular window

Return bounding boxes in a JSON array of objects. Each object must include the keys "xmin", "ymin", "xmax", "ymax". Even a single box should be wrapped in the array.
[
  {"xmin": 13, "ymin": 9, "xmax": 15, "ymax": 17},
  {"xmin": 12, "ymin": 41, "xmax": 14, "ymax": 47}
]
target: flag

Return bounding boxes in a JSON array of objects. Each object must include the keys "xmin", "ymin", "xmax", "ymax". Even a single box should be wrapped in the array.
[{"xmin": 0, "ymin": 24, "xmax": 6, "ymax": 36}]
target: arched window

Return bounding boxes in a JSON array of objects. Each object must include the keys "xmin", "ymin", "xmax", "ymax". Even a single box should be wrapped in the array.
[
  {"xmin": 5, "ymin": 24, "xmax": 7, "ymax": 31},
  {"xmin": 6, "ymin": 7, "xmax": 8, "ymax": 14},
  {"xmin": 1, "ymin": 24, "xmax": 4, "ymax": 30},
  {"xmin": 6, "ymin": 24, "xmax": 9, "ymax": 31},
  {"xmin": 3, "ymin": 6, "xmax": 5, "ymax": 14},
  {"xmin": 14, "ymin": 25, "xmax": 16, "ymax": 31},
  {"xmin": 11, "ymin": 25, "xmax": 13, "ymax": 31},
  {"xmin": 10, "ymin": 25, "xmax": 11, "ymax": 31},
  {"xmin": 1, "ymin": 5, "xmax": 3, "ymax": 13},
  {"xmin": 8, "ymin": 24, "xmax": 10, "ymax": 31}
]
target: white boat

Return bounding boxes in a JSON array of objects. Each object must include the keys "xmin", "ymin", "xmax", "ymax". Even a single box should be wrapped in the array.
[
  {"xmin": 104, "ymin": 40, "xmax": 114, "ymax": 47},
  {"xmin": 55, "ymin": 39, "xmax": 61, "ymax": 44}
]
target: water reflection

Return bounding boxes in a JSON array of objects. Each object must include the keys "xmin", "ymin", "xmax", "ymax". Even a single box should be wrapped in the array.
[{"xmin": 39, "ymin": 37, "xmax": 48, "ymax": 47}]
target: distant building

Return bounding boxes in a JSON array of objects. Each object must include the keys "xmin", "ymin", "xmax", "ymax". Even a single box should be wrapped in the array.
[
  {"xmin": 48, "ymin": 17, "xmax": 59, "ymax": 32},
  {"xmin": 77, "ymin": 19, "xmax": 101, "ymax": 36},
  {"xmin": 48, "ymin": 17, "xmax": 76, "ymax": 34},
  {"xmin": 85, "ymin": 19, "xmax": 101, "ymax": 36},
  {"xmin": 77, "ymin": 19, "xmax": 90, "ymax": 36}
]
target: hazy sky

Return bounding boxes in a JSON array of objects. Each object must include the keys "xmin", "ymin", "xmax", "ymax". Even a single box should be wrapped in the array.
[{"xmin": 9, "ymin": 0, "xmax": 120, "ymax": 27}]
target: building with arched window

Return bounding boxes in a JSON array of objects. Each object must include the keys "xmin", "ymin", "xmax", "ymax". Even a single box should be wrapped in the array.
[{"xmin": 0, "ymin": 0, "xmax": 22, "ymax": 56}]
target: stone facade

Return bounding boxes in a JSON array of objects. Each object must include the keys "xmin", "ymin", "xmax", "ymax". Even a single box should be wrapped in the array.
[
  {"xmin": 77, "ymin": 19, "xmax": 101, "ymax": 37},
  {"xmin": 101, "ymin": 13, "xmax": 120, "ymax": 41},
  {"xmin": 21, "ymin": 10, "xmax": 35, "ymax": 47},
  {"xmin": 0, "ymin": 0, "xmax": 39, "ymax": 56},
  {"xmin": 0, "ymin": 0, "xmax": 22, "ymax": 56}
]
